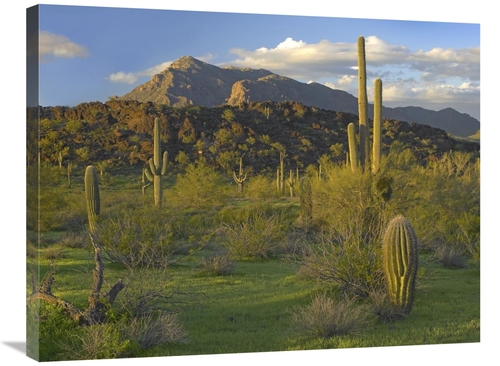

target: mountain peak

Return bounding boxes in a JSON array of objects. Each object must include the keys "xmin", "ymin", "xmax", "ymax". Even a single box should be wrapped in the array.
[
  {"xmin": 169, "ymin": 55, "xmax": 205, "ymax": 70},
  {"xmin": 117, "ymin": 58, "xmax": 480, "ymax": 137}
]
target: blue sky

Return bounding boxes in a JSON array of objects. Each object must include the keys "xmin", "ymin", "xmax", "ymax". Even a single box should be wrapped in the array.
[{"xmin": 35, "ymin": 2, "xmax": 480, "ymax": 120}]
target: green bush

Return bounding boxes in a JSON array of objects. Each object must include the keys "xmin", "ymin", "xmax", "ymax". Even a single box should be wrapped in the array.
[
  {"xmin": 168, "ymin": 157, "xmax": 230, "ymax": 210},
  {"xmin": 217, "ymin": 205, "xmax": 292, "ymax": 259},
  {"xmin": 243, "ymin": 174, "xmax": 277, "ymax": 201},
  {"xmin": 297, "ymin": 231, "xmax": 384, "ymax": 298},
  {"xmin": 98, "ymin": 206, "xmax": 178, "ymax": 267},
  {"xmin": 26, "ymin": 302, "xmax": 80, "ymax": 361}
]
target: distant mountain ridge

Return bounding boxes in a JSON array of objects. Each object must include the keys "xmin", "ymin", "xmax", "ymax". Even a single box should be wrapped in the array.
[{"xmin": 117, "ymin": 56, "xmax": 480, "ymax": 137}]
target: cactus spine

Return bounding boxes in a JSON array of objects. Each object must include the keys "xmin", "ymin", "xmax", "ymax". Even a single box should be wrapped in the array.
[
  {"xmin": 382, "ymin": 215, "xmax": 419, "ymax": 314},
  {"xmin": 84, "ymin": 165, "xmax": 100, "ymax": 234},
  {"xmin": 357, "ymin": 36, "xmax": 369, "ymax": 169},
  {"xmin": 372, "ymin": 78, "xmax": 382, "ymax": 174},
  {"xmin": 233, "ymin": 156, "xmax": 247, "ymax": 193},
  {"xmin": 144, "ymin": 118, "xmax": 168, "ymax": 207},
  {"xmin": 299, "ymin": 176, "xmax": 312, "ymax": 231},
  {"xmin": 347, "ymin": 123, "xmax": 359, "ymax": 172}
]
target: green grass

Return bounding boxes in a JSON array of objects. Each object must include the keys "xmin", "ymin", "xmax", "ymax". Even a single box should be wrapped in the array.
[
  {"xmin": 28, "ymin": 162, "xmax": 480, "ymax": 361},
  {"xmin": 28, "ymin": 244, "xmax": 479, "ymax": 359}
]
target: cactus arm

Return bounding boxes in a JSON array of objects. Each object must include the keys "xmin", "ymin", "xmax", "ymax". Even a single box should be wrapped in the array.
[
  {"xmin": 161, "ymin": 151, "xmax": 168, "ymax": 176},
  {"xmin": 148, "ymin": 158, "xmax": 157, "ymax": 176},
  {"xmin": 144, "ymin": 166, "xmax": 154, "ymax": 181}
]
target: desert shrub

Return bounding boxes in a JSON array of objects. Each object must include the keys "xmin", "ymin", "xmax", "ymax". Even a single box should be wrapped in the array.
[
  {"xmin": 312, "ymin": 166, "xmax": 390, "ymax": 240},
  {"xmin": 368, "ymin": 289, "xmax": 406, "ymax": 322},
  {"xmin": 171, "ymin": 209, "xmax": 218, "ymax": 246},
  {"xmin": 199, "ymin": 252, "xmax": 236, "ymax": 276},
  {"xmin": 168, "ymin": 157, "xmax": 230, "ymax": 210},
  {"xmin": 244, "ymin": 174, "xmax": 278, "ymax": 200},
  {"xmin": 406, "ymin": 153, "xmax": 479, "ymax": 260},
  {"xmin": 27, "ymin": 239, "xmax": 38, "ymax": 259},
  {"xmin": 42, "ymin": 245, "xmax": 67, "ymax": 261},
  {"xmin": 290, "ymin": 293, "xmax": 370, "ymax": 338},
  {"xmin": 432, "ymin": 243, "xmax": 468, "ymax": 269},
  {"xmin": 124, "ymin": 311, "xmax": 187, "ymax": 349},
  {"xmin": 59, "ymin": 231, "xmax": 89, "ymax": 249},
  {"xmin": 98, "ymin": 206, "xmax": 178, "ymax": 267},
  {"xmin": 62, "ymin": 322, "xmax": 132, "ymax": 360},
  {"xmin": 296, "ymin": 231, "xmax": 385, "ymax": 298},
  {"xmin": 27, "ymin": 302, "xmax": 80, "ymax": 361},
  {"xmin": 217, "ymin": 205, "xmax": 293, "ymax": 259}
]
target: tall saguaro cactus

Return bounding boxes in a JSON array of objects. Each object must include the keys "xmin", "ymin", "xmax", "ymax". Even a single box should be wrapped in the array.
[
  {"xmin": 357, "ymin": 36, "xmax": 369, "ymax": 169},
  {"xmin": 348, "ymin": 37, "xmax": 384, "ymax": 174},
  {"xmin": 144, "ymin": 118, "xmax": 168, "ymax": 207},
  {"xmin": 233, "ymin": 156, "xmax": 247, "ymax": 193},
  {"xmin": 84, "ymin": 165, "xmax": 100, "ymax": 234},
  {"xmin": 372, "ymin": 78, "xmax": 382, "ymax": 174},
  {"xmin": 382, "ymin": 215, "xmax": 419, "ymax": 314}
]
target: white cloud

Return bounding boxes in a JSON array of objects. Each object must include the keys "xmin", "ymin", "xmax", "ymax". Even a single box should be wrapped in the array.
[
  {"xmin": 107, "ymin": 71, "xmax": 141, "ymax": 84},
  {"xmin": 107, "ymin": 54, "xmax": 216, "ymax": 84},
  {"xmin": 39, "ymin": 31, "xmax": 88, "ymax": 62},
  {"xmin": 378, "ymin": 80, "xmax": 480, "ymax": 106},
  {"xmin": 108, "ymin": 61, "xmax": 173, "ymax": 84},
  {"xmin": 224, "ymin": 36, "xmax": 479, "ymax": 117}
]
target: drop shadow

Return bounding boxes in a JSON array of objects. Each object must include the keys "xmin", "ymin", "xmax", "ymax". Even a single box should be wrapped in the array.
[{"xmin": 3, "ymin": 341, "xmax": 26, "ymax": 354}]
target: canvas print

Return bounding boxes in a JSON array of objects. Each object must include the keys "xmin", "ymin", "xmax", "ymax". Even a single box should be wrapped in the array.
[{"xmin": 26, "ymin": 4, "xmax": 480, "ymax": 362}]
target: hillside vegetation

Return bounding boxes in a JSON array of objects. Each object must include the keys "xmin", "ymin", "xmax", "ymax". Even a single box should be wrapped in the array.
[{"xmin": 28, "ymin": 100, "xmax": 479, "ymax": 179}]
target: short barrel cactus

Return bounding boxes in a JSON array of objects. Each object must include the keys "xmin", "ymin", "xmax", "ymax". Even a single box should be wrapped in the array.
[{"xmin": 382, "ymin": 215, "xmax": 418, "ymax": 314}]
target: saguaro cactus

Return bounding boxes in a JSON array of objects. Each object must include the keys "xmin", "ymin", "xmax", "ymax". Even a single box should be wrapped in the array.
[
  {"xmin": 347, "ymin": 123, "xmax": 359, "ymax": 172},
  {"xmin": 357, "ymin": 36, "xmax": 369, "ymax": 169},
  {"xmin": 141, "ymin": 167, "xmax": 151, "ymax": 195},
  {"xmin": 84, "ymin": 165, "xmax": 100, "ymax": 234},
  {"xmin": 382, "ymin": 215, "xmax": 419, "ymax": 314},
  {"xmin": 287, "ymin": 170, "xmax": 296, "ymax": 197},
  {"xmin": 276, "ymin": 151, "xmax": 286, "ymax": 195},
  {"xmin": 144, "ymin": 118, "xmax": 168, "ymax": 207},
  {"xmin": 233, "ymin": 156, "xmax": 247, "ymax": 193},
  {"xmin": 299, "ymin": 176, "xmax": 312, "ymax": 230},
  {"xmin": 372, "ymin": 78, "xmax": 382, "ymax": 174}
]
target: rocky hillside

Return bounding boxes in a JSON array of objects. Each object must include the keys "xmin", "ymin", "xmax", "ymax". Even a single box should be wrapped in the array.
[
  {"xmin": 116, "ymin": 56, "xmax": 480, "ymax": 137},
  {"xmin": 29, "ymin": 100, "xmax": 479, "ymax": 176}
]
